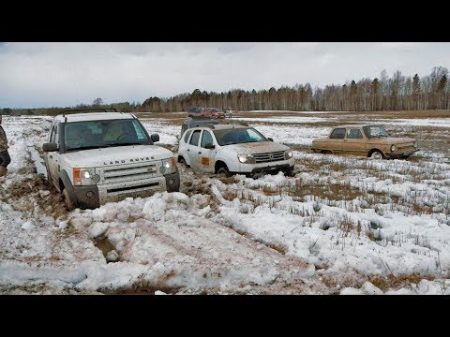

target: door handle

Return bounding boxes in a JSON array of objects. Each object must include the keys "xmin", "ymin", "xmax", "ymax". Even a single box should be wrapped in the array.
[
  {"xmin": 198, "ymin": 152, "xmax": 202, "ymax": 155},
  {"xmin": 187, "ymin": 149, "xmax": 190, "ymax": 152}
]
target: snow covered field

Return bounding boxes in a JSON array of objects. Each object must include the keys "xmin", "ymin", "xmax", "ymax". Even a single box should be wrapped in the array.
[{"xmin": 1, "ymin": 113, "xmax": 450, "ymax": 294}]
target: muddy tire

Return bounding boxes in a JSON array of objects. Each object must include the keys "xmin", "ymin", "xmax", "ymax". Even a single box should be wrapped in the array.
[
  {"xmin": 63, "ymin": 188, "xmax": 76, "ymax": 211},
  {"xmin": 178, "ymin": 156, "xmax": 187, "ymax": 166},
  {"xmin": 285, "ymin": 168, "xmax": 295, "ymax": 177},
  {"xmin": 217, "ymin": 165, "xmax": 231, "ymax": 177},
  {"xmin": 369, "ymin": 150, "xmax": 384, "ymax": 160}
]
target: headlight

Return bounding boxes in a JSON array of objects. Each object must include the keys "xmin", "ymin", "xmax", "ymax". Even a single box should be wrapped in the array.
[
  {"xmin": 414, "ymin": 141, "xmax": 418, "ymax": 148},
  {"xmin": 390, "ymin": 145, "xmax": 396, "ymax": 152},
  {"xmin": 73, "ymin": 168, "xmax": 99, "ymax": 185},
  {"xmin": 160, "ymin": 157, "xmax": 177, "ymax": 174},
  {"xmin": 284, "ymin": 150, "xmax": 293, "ymax": 160},
  {"xmin": 238, "ymin": 154, "xmax": 256, "ymax": 164}
]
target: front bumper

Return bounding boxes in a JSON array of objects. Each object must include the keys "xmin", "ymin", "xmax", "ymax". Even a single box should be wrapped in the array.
[
  {"xmin": 386, "ymin": 148, "xmax": 419, "ymax": 159},
  {"xmin": 250, "ymin": 163, "xmax": 294, "ymax": 175},
  {"xmin": 164, "ymin": 171, "xmax": 180, "ymax": 192},
  {"xmin": 72, "ymin": 171, "xmax": 180, "ymax": 209}
]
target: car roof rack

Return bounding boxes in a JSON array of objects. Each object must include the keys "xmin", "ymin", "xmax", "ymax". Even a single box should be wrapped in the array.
[{"xmin": 60, "ymin": 107, "xmax": 117, "ymax": 117}]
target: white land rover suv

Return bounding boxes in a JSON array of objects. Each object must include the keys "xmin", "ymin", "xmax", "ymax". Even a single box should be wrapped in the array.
[
  {"xmin": 177, "ymin": 122, "xmax": 295, "ymax": 177},
  {"xmin": 43, "ymin": 112, "xmax": 180, "ymax": 210}
]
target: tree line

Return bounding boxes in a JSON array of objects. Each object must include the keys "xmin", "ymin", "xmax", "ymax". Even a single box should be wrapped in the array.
[{"xmin": 2, "ymin": 66, "xmax": 449, "ymax": 115}]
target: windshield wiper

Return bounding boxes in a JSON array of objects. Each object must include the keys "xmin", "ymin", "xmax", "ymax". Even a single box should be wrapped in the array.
[
  {"xmin": 66, "ymin": 145, "xmax": 111, "ymax": 152},
  {"xmin": 105, "ymin": 142, "xmax": 143, "ymax": 147}
]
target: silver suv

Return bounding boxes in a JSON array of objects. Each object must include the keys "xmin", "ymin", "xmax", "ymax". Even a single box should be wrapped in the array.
[{"xmin": 43, "ymin": 112, "xmax": 180, "ymax": 210}]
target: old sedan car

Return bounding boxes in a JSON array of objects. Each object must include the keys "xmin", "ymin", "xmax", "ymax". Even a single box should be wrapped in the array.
[{"xmin": 311, "ymin": 124, "xmax": 419, "ymax": 159}]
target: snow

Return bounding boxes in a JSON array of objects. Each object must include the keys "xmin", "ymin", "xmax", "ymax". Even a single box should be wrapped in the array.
[
  {"xmin": 378, "ymin": 118, "xmax": 450, "ymax": 128},
  {"xmin": 235, "ymin": 116, "xmax": 335, "ymax": 124},
  {"xmin": 141, "ymin": 120, "xmax": 180, "ymax": 145},
  {"xmin": 1, "ymin": 114, "xmax": 450, "ymax": 294}
]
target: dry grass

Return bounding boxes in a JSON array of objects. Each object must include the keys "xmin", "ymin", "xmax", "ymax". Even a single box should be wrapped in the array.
[{"xmin": 368, "ymin": 274, "xmax": 435, "ymax": 292}]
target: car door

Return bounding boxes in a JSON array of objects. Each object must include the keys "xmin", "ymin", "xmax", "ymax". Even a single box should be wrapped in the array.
[
  {"xmin": 328, "ymin": 128, "xmax": 346, "ymax": 153},
  {"xmin": 186, "ymin": 129, "xmax": 202, "ymax": 171},
  {"xmin": 46, "ymin": 123, "xmax": 61, "ymax": 188},
  {"xmin": 196, "ymin": 130, "xmax": 217, "ymax": 173},
  {"xmin": 343, "ymin": 128, "xmax": 365, "ymax": 155}
]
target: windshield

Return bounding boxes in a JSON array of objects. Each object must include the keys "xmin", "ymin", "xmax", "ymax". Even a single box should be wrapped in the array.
[
  {"xmin": 213, "ymin": 127, "xmax": 267, "ymax": 146},
  {"xmin": 64, "ymin": 119, "xmax": 150, "ymax": 151},
  {"xmin": 363, "ymin": 125, "xmax": 390, "ymax": 138}
]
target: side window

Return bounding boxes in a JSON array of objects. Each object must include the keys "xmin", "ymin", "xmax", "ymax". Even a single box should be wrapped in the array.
[
  {"xmin": 330, "ymin": 128, "xmax": 346, "ymax": 139},
  {"xmin": 184, "ymin": 130, "xmax": 193, "ymax": 143},
  {"xmin": 189, "ymin": 130, "xmax": 201, "ymax": 146},
  {"xmin": 201, "ymin": 130, "xmax": 214, "ymax": 148},
  {"xmin": 49, "ymin": 125, "xmax": 57, "ymax": 142},
  {"xmin": 347, "ymin": 129, "xmax": 363, "ymax": 139},
  {"xmin": 54, "ymin": 124, "xmax": 60, "ymax": 145}
]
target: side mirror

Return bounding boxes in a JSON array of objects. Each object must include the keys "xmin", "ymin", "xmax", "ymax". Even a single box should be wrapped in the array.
[
  {"xmin": 268, "ymin": 138, "xmax": 274, "ymax": 142},
  {"xmin": 176, "ymin": 135, "xmax": 180, "ymax": 141},
  {"xmin": 204, "ymin": 143, "xmax": 215, "ymax": 150},
  {"xmin": 43, "ymin": 142, "xmax": 58, "ymax": 152},
  {"xmin": 151, "ymin": 134, "xmax": 160, "ymax": 142}
]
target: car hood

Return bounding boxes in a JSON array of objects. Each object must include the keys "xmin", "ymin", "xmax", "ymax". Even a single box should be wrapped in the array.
[
  {"xmin": 223, "ymin": 141, "xmax": 289, "ymax": 154},
  {"xmin": 367, "ymin": 137, "xmax": 415, "ymax": 144},
  {"xmin": 61, "ymin": 145, "xmax": 174, "ymax": 168}
]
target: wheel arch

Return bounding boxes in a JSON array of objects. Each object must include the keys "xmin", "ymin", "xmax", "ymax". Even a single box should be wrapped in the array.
[{"xmin": 368, "ymin": 148, "xmax": 385, "ymax": 158}]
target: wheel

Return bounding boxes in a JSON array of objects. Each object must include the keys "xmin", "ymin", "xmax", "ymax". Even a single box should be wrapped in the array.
[
  {"xmin": 63, "ymin": 188, "xmax": 76, "ymax": 211},
  {"xmin": 369, "ymin": 150, "xmax": 384, "ymax": 160},
  {"xmin": 178, "ymin": 156, "xmax": 189, "ymax": 167},
  {"xmin": 217, "ymin": 165, "xmax": 231, "ymax": 177},
  {"xmin": 285, "ymin": 168, "xmax": 295, "ymax": 177}
]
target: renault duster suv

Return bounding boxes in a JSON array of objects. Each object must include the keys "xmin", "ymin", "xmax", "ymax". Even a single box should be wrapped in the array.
[
  {"xmin": 177, "ymin": 122, "xmax": 295, "ymax": 177},
  {"xmin": 42, "ymin": 112, "xmax": 180, "ymax": 210}
]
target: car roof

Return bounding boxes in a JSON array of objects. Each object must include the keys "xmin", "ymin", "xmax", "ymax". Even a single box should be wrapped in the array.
[
  {"xmin": 333, "ymin": 124, "xmax": 379, "ymax": 129},
  {"xmin": 53, "ymin": 112, "xmax": 135, "ymax": 123},
  {"xmin": 192, "ymin": 123, "xmax": 248, "ymax": 130}
]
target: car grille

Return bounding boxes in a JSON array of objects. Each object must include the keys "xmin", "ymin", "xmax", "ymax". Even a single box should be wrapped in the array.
[
  {"xmin": 102, "ymin": 163, "xmax": 159, "ymax": 183},
  {"xmin": 397, "ymin": 144, "xmax": 415, "ymax": 150},
  {"xmin": 253, "ymin": 151, "xmax": 285, "ymax": 163}
]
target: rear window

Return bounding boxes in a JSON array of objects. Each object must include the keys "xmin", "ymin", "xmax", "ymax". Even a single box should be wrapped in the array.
[{"xmin": 330, "ymin": 128, "xmax": 346, "ymax": 139}]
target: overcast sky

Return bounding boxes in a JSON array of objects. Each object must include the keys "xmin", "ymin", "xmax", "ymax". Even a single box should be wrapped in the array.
[{"xmin": 1, "ymin": 42, "xmax": 450, "ymax": 108}]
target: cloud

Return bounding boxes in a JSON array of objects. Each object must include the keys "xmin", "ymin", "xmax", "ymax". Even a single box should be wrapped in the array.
[{"xmin": 0, "ymin": 42, "xmax": 449, "ymax": 108}]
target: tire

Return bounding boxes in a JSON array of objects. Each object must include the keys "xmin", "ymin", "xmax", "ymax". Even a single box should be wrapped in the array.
[
  {"xmin": 63, "ymin": 188, "xmax": 76, "ymax": 211},
  {"xmin": 369, "ymin": 150, "xmax": 384, "ymax": 160},
  {"xmin": 217, "ymin": 165, "xmax": 231, "ymax": 177},
  {"xmin": 178, "ymin": 156, "xmax": 189, "ymax": 167},
  {"xmin": 285, "ymin": 168, "xmax": 295, "ymax": 177}
]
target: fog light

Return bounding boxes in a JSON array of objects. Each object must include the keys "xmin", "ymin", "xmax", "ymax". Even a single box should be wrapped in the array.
[{"xmin": 86, "ymin": 191, "xmax": 94, "ymax": 198}]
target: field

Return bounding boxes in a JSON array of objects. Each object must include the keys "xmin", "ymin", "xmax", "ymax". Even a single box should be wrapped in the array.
[{"xmin": 1, "ymin": 110, "xmax": 450, "ymax": 294}]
